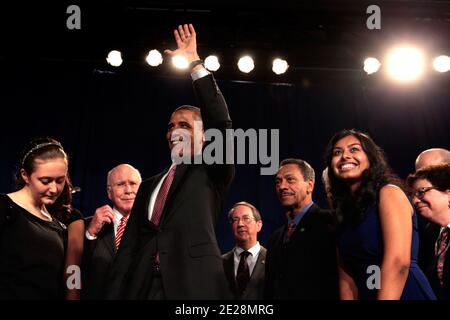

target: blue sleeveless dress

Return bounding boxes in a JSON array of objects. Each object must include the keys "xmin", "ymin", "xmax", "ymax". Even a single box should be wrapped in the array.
[{"xmin": 338, "ymin": 201, "xmax": 436, "ymax": 300}]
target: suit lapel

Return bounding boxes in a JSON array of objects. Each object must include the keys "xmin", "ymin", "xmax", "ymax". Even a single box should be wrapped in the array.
[
  {"xmin": 223, "ymin": 252, "xmax": 237, "ymax": 294},
  {"xmin": 249, "ymin": 247, "xmax": 266, "ymax": 282},
  {"xmin": 101, "ymin": 224, "xmax": 115, "ymax": 256},
  {"xmin": 290, "ymin": 203, "xmax": 317, "ymax": 241}
]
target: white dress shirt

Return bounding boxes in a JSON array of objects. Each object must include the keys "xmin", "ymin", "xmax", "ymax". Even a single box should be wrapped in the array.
[{"xmin": 233, "ymin": 242, "xmax": 262, "ymax": 277}]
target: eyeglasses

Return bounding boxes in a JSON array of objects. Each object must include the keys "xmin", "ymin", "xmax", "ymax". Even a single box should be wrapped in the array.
[
  {"xmin": 412, "ymin": 186, "xmax": 437, "ymax": 199},
  {"xmin": 230, "ymin": 216, "xmax": 255, "ymax": 224}
]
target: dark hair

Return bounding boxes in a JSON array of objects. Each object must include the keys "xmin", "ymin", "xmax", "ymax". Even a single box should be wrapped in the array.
[
  {"xmin": 47, "ymin": 172, "xmax": 75, "ymax": 223},
  {"xmin": 279, "ymin": 158, "xmax": 315, "ymax": 182},
  {"xmin": 16, "ymin": 137, "xmax": 73, "ymax": 220},
  {"xmin": 173, "ymin": 105, "xmax": 202, "ymax": 121},
  {"xmin": 228, "ymin": 201, "xmax": 262, "ymax": 222},
  {"xmin": 324, "ymin": 129, "xmax": 403, "ymax": 226},
  {"xmin": 407, "ymin": 163, "xmax": 450, "ymax": 191}
]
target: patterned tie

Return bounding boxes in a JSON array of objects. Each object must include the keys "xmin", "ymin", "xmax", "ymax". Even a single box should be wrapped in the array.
[
  {"xmin": 436, "ymin": 227, "xmax": 450, "ymax": 286},
  {"xmin": 115, "ymin": 215, "xmax": 129, "ymax": 250},
  {"xmin": 286, "ymin": 220, "xmax": 296, "ymax": 242},
  {"xmin": 151, "ymin": 165, "xmax": 177, "ymax": 226},
  {"xmin": 236, "ymin": 251, "xmax": 251, "ymax": 297}
]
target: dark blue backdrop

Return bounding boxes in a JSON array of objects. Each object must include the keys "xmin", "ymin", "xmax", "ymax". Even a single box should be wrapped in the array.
[{"xmin": 0, "ymin": 60, "xmax": 449, "ymax": 252}]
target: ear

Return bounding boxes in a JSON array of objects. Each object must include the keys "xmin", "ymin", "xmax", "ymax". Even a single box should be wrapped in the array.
[
  {"xmin": 256, "ymin": 220, "xmax": 263, "ymax": 232},
  {"xmin": 307, "ymin": 180, "xmax": 314, "ymax": 194},
  {"xmin": 107, "ymin": 187, "xmax": 113, "ymax": 201},
  {"xmin": 21, "ymin": 169, "xmax": 30, "ymax": 184}
]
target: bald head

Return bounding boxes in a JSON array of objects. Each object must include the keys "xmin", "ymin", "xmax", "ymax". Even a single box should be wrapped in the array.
[
  {"xmin": 415, "ymin": 148, "xmax": 450, "ymax": 171},
  {"xmin": 107, "ymin": 164, "xmax": 142, "ymax": 187}
]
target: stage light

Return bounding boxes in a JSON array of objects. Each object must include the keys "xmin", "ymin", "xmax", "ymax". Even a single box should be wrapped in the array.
[
  {"xmin": 237, "ymin": 56, "xmax": 255, "ymax": 73},
  {"xmin": 386, "ymin": 47, "xmax": 424, "ymax": 82},
  {"xmin": 146, "ymin": 50, "xmax": 163, "ymax": 67},
  {"xmin": 363, "ymin": 57, "xmax": 381, "ymax": 74},
  {"xmin": 106, "ymin": 50, "xmax": 123, "ymax": 67},
  {"xmin": 272, "ymin": 58, "xmax": 289, "ymax": 75},
  {"xmin": 172, "ymin": 55, "xmax": 189, "ymax": 69},
  {"xmin": 433, "ymin": 55, "xmax": 450, "ymax": 73},
  {"xmin": 205, "ymin": 55, "xmax": 220, "ymax": 71}
]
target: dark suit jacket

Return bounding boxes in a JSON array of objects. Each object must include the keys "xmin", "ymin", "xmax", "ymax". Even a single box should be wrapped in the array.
[
  {"xmin": 264, "ymin": 203, "xmax": 339, "ymax": 300},
  {"xmin": 81, "ymin": 217, "xmax": 116, "ymax": 300},
  {"xmin": 428, "ymin": 230, "xmax": 450, "ymax": 300},
  {"xmin": 105, "ymin": 74, "xmax": 234, "ymax": 300},
  {"xmin": 418, "ymin": 217, "xmax": 440, "ymax": 275},
  {"xmin": 222, "ymin": 246, "xmax": 267, "ymax": 300}
]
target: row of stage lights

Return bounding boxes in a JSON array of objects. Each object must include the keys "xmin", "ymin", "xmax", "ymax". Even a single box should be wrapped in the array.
[{"xmin": 106, "ymin": 47, "xmax": 450, "ymax": 82}]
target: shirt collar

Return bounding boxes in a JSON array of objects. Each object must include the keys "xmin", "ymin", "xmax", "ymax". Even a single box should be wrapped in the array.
[
  {"xmin": 234, "ymin": 242, "xmax": 261, "ymax": 257},
  {"xmin": 288, "ymin": 202, "xmax": 314, "ymax": 226}
]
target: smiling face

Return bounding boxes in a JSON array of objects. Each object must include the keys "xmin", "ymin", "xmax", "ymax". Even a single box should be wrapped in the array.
[
  {"xmin": 107, "ymin": 165, "xmax": 141, "ymax": 216},
  {"xmin": 412, "ymin": 178, "xmax": 450, "ymax": 226},
  {"xmin": 230, "ymin": 204, "xmax": 262, "ymax": 249},
  {"xmin": 275, "ymin": 163, "xmax": 314, "ymax": 213},
  {"xmin": 331, "ymin": 134, "xmax": 370, "ymax": 191},
  {"xmin": 21, "ymin": 158, "xmax": 68, "ymax": 207},
  {"xmin": 166, "ymin": 109, "xmax": 204, "ymax": 158}
]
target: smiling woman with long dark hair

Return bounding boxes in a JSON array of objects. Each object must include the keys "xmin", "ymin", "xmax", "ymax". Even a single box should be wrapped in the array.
[{"xmin": 324, "ymin": 129, "xmax": 436, "ymax": 300}]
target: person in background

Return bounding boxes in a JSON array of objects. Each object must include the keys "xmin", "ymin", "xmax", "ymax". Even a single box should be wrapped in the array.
[
  {"xmin": 415, "ymin": 148, "xmax": 450, "ymax": 171},
  {"xmin": 264, "ymin": 158, "xmax": 339, "ymax": 299},
  {"xmin": 414, "ymin": 148, "xmax": 450, "ymax": 277},
  {"xmin": 407, "ymin": 163, "xmax": 450, "ymax": 299},
  {"xmin": 82, "ymin": 164, "xmax": 141, "ymax": 299},
  {"xmin": 222, "ymin": 201, "xmax": 266, "ymax": 300},
  {"xmin": 0, "ymin": 137, "xmax": 69, "ymax": 299}
]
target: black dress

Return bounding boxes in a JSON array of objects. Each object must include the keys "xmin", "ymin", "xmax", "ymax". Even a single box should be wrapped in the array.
[{"xmin": 0, "ymin": 194, "xmax": 66, "ymax": 299}]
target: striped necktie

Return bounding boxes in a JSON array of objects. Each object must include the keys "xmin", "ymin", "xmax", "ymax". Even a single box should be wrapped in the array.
[{"xmin": 115, "ymin": 215, "xmax": 129, "ymax": 250}]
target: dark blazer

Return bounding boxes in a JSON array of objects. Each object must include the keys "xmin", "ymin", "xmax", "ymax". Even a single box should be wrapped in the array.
[
  {"xmin": 428, "ymin": 229, "xmax": 450, "ymax": 300},
  {"xmin": 264, "ymin": 203, "xmax": 339, "ymax": 300},
  {"xmin": 105, "ymin": 74, "xmax": 234, "ymax": 300},
  {"xmin": 81, "ymin": 217, "xmax": 116, "ymax": 300},
  {"xmin": 418, "ymin": 218, "xmax": 440, "ymax": 275},
  {"xmin": 222, "ymin": 246, "xmax": 267, "ymax": 300}
]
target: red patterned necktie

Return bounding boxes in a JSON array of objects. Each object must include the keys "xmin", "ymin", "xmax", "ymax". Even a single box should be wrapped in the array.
[
  {"xmin": 151, "ymin": 165, "xmax": 177, "ymax": 226},
  {"xmin": 436, "ymin": 227, "xmax": 450, "ymax": 286},
  {"xmin": 115, "ymin": 215, "xmax": 129, "ymax": 250},
  {"xmin": 286, "ymin": 220, "xmax": 296, "ymax": 241}
]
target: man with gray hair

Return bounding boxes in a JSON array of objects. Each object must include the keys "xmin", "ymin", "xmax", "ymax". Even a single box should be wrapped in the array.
[
  {"xmin": 222, "ymin": 201, "xmax": 266, "ymax": 300},
  {"xmin": 264, "ymin": 158, "xmax": 339, "ymax": 299},
  {"xmin": 82, "ymin": 163, "xmax": 142, "ymax": 299}
]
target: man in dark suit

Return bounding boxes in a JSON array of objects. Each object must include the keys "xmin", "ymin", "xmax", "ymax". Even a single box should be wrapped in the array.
[
  {"xmin": 264, "ymin": 158, "xmax": 339, "ymax": 300},
  {"xmin": 81, "ymin": 164, "xmax": 142, "ymax": 299},
  {"xmin": 105, "ymin": 24, "xmax": 234, "ymax": 300},
  {"xmin": 222, "ymin": 202, "xmax": 266, "ymax": 300}
]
